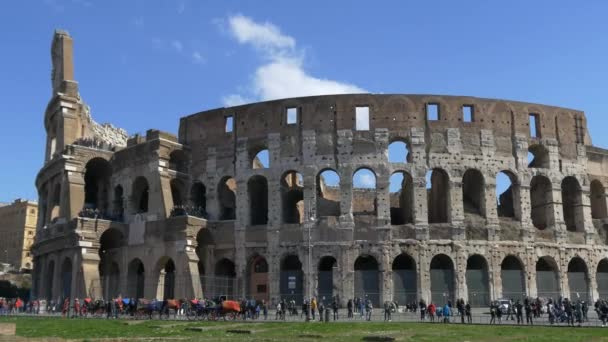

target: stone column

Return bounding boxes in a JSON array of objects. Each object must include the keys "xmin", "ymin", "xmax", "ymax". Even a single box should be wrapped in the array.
[
  {"xmin": 205, "ymin": 147, "xmax": 219, "ymax": 220},
  {"xmin": 551, "ymin": 184, "xmax": 566, "ymax": 243},
  {"xmin": 519, "ymin": 182, "xmax": 534, "ymax": 242},
  {"xmin": 413, "ymin": 167, "xmax": 429, "ymax": 240},
  {"xmin": 380, "ymin": 246, "xmax": 392, "ymax": 303},
  {"xmin": 451, "ymin": 177, "xmax": 466, "ymax": 240},
  {"xmin": 485, "ymin": 175, "xmax": 501, "ymax": 241},
  {"xmin": 418, "ymin": 246, "xmax": 431, "ymax": 303}
]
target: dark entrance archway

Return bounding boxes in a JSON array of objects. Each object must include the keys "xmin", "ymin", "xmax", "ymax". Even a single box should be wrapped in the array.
[
  {"xmin": 214, "ymin": 258, "xmax": 236, "ymax": 299},
  {"xmin": 354, "ymin": 255, "xmax": 380, "ymax": 306},
  {"xmin": 430, "ymin": 254, "xmax": 454, "ymax": 305},
  {"xmin": 162, "ymin": 259, "xmax": 176, "ymax": 300},
  {"xmin": 598, "ymin": 259, "xmax": 608, "ymax": 298},
  {"xmin": 61, "ymin": 258, "xmax": 72, "ymax": 299},
  {"xmin": 392, "ymin": 253, "xmax": 417, "ymax": 304},
  {"xmin": 567, "ymin": 257, "xmax": 589, "ymax": 301},
  {"xmin": 501, "ymin": 256, "xmax": 526, "ymax": 302},
  {"xmin": 536, "ymin": 257, "xmax": 560, "ymax": 300},
  {"xmin": 247, "ymin": 255, "xmax": 269, "ymax": 302},
  {"xmin": 466, "ymin": 255, "xmax": 490, "ymax": 307},
  {"xmin": 280, "ymin": 255, "xmax": 303, "ymax": 304},
  {"xmin": 318, "ymin": 256, "xmax": 337, "ymax": 302},
  {"xmin": 127, "ymin": 258, "xmax": 145, "ymax": 299},
  {"xmin": 45, "ymin": 261, "xmax": 55, "ymax": 300}
]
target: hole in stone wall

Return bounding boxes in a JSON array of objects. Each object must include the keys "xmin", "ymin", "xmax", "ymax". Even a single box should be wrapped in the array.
[
  {"xmin": 426, "ymin": 103, "xmax": 439, "ymax": 121},
  {"xmin": 462, "ymin": 169, "xmax": 485, "ymax": 217},
  {"xmin": 248, "ymin": 175, "xmax": 268, "ymax": 225},
  {"xmin": 225, "ymin": 116, "xmax": 234, "ymax": 133},
  {"xmin": 252, "ymin": 149, "xmax": 269, "ymax": 169},
  {"xmin": 281, "ymin": 171, "xmax": 304, "ymax": 224},
  {"xmin": 355, "ymin": 106, "xmax": 370, "ymax": 131},
  {"xmin": 389, "ymin": 171, "xmax": 414, "ymax": 225},
  {"xmin": 388, "ymin": 140, "xmax": 410, "ymax": 163},
  {"xmin": 218, "ymin": 177, "xmax": 236, "ymax": 220},
  {"xmin": 286, "ymin": 107, "xmax": 298, "ymax": 125},
  {"xmin": 591, "ymin": 180, "xmax": 607, "ymax": 219},
  {"xmin": 529, "ymin": 113, "xmax": 541, "ymax": 138},
  {"xmin": 530, "ymin": 175, "xmax": 552, "ymax": 230},
  {"xmin": 317, "ymin": 169, "xmax": 341, "ymax": 217},
  {"xmin": 462, "ymin": 105, "xmax": 474, "ymax": 122},
  {"xmin": 132, "ymin": 176, "xmax": 149, "ymax": 214},
  {"xmin": 561, "ymin": 176, "xmax": 584, "ymax": 232},
  {"xmin": 496, "ymin": 171, "xmax": 517, "ymax": 218},
  {"xmin": 528, "ymin": 144, "xmax": 549, "ymax": 168},
  {"xmin": 352, "ymin": 168, "xmax": 377, "ymax": 215},
  {"xmin": 426, "ymin": 169, "xmax": 450, "ymax": 223}
]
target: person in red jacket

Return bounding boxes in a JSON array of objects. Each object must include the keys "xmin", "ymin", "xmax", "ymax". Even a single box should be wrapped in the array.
[
  {"xmin": 427, "ymin": 303, "xmax": 436, "ymax": 323},
  {"xmin": 62, "ymin": 298, "xmax": 70, "ymax": 318}
]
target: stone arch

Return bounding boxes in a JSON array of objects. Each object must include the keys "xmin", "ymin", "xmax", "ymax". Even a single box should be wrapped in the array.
[
  {"xmin": 392, "ymin": 253, "xmax": 417, "ymax": 304},
  {"xmin": 562, "ymin": 176, "xmax": 584, "ymax": 232},
  {"xmin": 352, "ymin": 167, "xmax": 377, "ymax": 215},
  {"xmin": 190, "ymin": 181, "xmax": 207, "ymax": 216},
  {"xmin": 214, "ymin": 258, "xmax": 236, "ymax": 299},
  {"xmin": 591, "ymin": 180, "xmax": 607, "ymax": 219},
  {"xmin": 281, "ymin": 171, "xmax": 304, "ymax": 224},
  {"xmin": 501, "ymin": 255, "xmax": 526, "ymax": 301},
  {"xmin": 218, "ymin": 176, "xmax": 236, "ymax": 220},
  {"xmin": 127, "ymin": 258, "xmax": 145, "ymax": 299},
  {"xmin": 60, "ymin": 257, "xmax": 72, "ymax": 299},
  {"xmin": 497, "ymin": 171, "xmax": 520, "ymax": 219},
  {"xmin": 247, "ymin": 254, "xmax": 269, "ymax": 301},
  {"xmin": 567, "ymin": 257, "xmax": 589, "ymax": 301},
  {"xmin": 99, "ymin": 228, "xmax": 124, "ymax": 299},
  {"xmin": 528, "ymin": 144, "xmax": 550, "ymax": 168},
  {"xmin": 113, "ymin": 185, "xmax": 124, "ymax": 221},
  {"xmin": 466, "ymin": 254, "xmax": 490, "ymax": 307},
  {"xmin": 389, "ymin": 171, "xmax": 414, "ymax": 225},
  {"xmin": 318, "ymin": 256, "xmax": 337, "ymax": 301},
  {"xmin": 168, "ymin": 150, "xmax": 187, "ymax": 173},
  {"xmin": 430, "ymin": 254, "xmax": 455, "ymax": 305},
  {"xmin": 131, "ymin": 176, "xmax": 149, "ymax": 214},
  {"xmin": 536, "ymin": 256, "xmax": 560, "ymax": 300},
  {"xmin": 317, "ymin": 169, "xmax": 341, "ymax": 217},
  {"xmin": 83, "ymin": 157, "xmax": 112, "ymax": 214},
  {"xmin": 195, "ymin": 228, "xmax": 213, "ymax": 296},
  {"xmin": 251, "ymin": 148, "xmax": 269, "ymax": 169},
  {"xmin": 462, "ymin": 169, "xmax": 485, "ymax": 217},
  {"xmin": 530, "ymin": 175, "xmax": 553, "ymax": 230},
  {"xmin": 170, "ymin": 178, "xmax": 187, "ymax": 207},
  {"xmin": 427, "ymin": 168, "xmax": 450, "ymax": 223},
  {"xmin": 280, "ymin": 254, "xmax": 303, "ymax": 304},
  {"xmin": 597, "ymin": 259, "xmax": 608, "ymax": 298},
  {"xmin": 354, "ymin": 254, "xmax": 380, "ymax": 306},
  {"xmin": 388, "ymin": 139, "xmax": 410, "ymax": 163},
  {"xmin": 155, "ymin": 257, "xmax": 176, "ymax": 300},
  {"xmin": 45, "ymin": 260, "xmax": 55, "ymax": 300},
  {"xmin": 248, "ymin": 175, "xmax": 268, "ymax": 225}
]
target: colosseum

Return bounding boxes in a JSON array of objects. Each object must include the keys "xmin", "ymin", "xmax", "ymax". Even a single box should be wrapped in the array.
[{"xmin": 32, "ymin": 30, "xmax": 608, "ymax": 308}]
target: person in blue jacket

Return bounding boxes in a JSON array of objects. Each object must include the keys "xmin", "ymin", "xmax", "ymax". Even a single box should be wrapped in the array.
[{"xmin": 443, "ymin": 303, "xmax": 451, "ymax": 323}]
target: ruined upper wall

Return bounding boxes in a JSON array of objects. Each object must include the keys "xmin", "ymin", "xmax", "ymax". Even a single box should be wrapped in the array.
[{"xmin": 179, "ymin": 94, "xmax": 589, "ymax": 171}]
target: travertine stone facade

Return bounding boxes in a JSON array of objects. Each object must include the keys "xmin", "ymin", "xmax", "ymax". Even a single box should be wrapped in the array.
[
  {"xmin": 0, "ymin": 199, "xmax": 38, "ymax": 271},
  {"xmin": 32, "ymin": 30, "xmax": 608, "ymax": 307}
]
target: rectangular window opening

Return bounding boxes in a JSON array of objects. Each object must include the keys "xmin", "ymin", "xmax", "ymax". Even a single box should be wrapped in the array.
[
  {"xmin": 286, "ymin": 107, "xmax": 298, "ymax": 125},
  {"xmin": 529, "ymin": 113, "xmax": 540, "ymax": 138},
  {"xmin": 426, "ymin": 103, "xmax": 439, "ymax": 121},
  {"xmin": 355, "ymin": 106, "xmax": 370, "ymax": 131},
  {"xmin": 463, "ymin": 105, "xmax": 474, "ymax": 122},
  {"xmin": 225, "ymin": 116, "xmax": 234, "ymax": 133}
]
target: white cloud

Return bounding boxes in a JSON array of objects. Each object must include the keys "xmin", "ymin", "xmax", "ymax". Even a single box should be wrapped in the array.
[
  {"xmin": 192, "ymin": 51, "xmax": 205, "ymax": 64},
  {"xmin": 222, "ymin": 14, "xmax": 365, "ymax": 106},
  {"xmin": 222, "ymin": 94, "xmax": 252, "ymax": 107},
  {"xmin": 356, "ymin": 172, "xmax": 376, "ymax": 189},
  {"xmin": 172, "ymin": 40, "xmax": 183, "ymax": 53}
]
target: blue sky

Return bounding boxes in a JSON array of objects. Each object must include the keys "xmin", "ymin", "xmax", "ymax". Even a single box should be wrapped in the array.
[{"xmin": 1, "ymin": 1, "xmax": 608, "ymax": 203}]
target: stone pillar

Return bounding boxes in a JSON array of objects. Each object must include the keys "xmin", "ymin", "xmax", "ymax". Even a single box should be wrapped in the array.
[
  {"xmin": 205, "ymin": 147, "xmax": 219, "ymax": 220},
  {"xmin": 65, "ymin": 171, "xmax": 84, "ymax": 220},
  {"xmin": 413, "ymin": 167, "xmax": 429, "ymax": 240},
  {"xmin": 380, "ymin": 246, "xmax": 392, "ymax": 303},
  {"xmin": 418, "ymin": 246, "xmax": 431, "ymax": 303},
  {"xmin": 485, "ymin": 175, "xmax": 501, "ymax": 241},
  {"xmin": 451, "ymin": 176, "xmax": 466, "ymax": 240},
  {"xmin": 341, "ymin": 249, "xmax": 355, "ymax": 304},
  {"xmin": 339, "ymin": 165, "xmax": 354, "ymax": 225},
  {"xmin": 525, "ymin": 248, "xmax": 537, "ymax": 298},
  {"xmin": 519, "ymin": 182, "xmax": 534, "ymax": 242},
  {"xmin": 552, "ymin": 184, "xmax": 567, "ymax": 243},
  {"xmin": 267, "ymin": 253, "xmax": 280, "ymax": 306},
  {"xmin": 589, "ymin": 271, "xmax": 599, "ymax": 303}
]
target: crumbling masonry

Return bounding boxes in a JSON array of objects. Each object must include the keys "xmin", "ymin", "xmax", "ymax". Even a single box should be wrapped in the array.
[{"xmin": 32, "ymin": 30, "xmax": 608, "ymax": 307}]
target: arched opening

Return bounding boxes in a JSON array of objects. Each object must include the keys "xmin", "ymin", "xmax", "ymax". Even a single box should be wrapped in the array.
[
  {"xmin": 252, "ymin": 149, "xmax": 269, "ymax": 169},
  {"xmin": 567, "ymin": 257, "xmax": 589, "ymax": 301},
  {"xmin": 60, "ymin": 258, "xmax": 72, "ymax": 299},
  {"xmin": 190, "ymin": 181, "xmax": 207, "ymax": 218},
  {"xmin": 99, "ymin": 228, "xmax": 123, "ymax": 299},
  {"xmin": 536, "ymin": 257, "xmax": 560, "ymax": 300},
  {"xmin": 430, "ymin": 254, "xmax": 454, "ymax": 305},
  {"xmin": 280, "ymin": 255, "xmax": 303, "ymax": 304},
  {"xmin": 427, "ymin": 169, "xmax": 450, "ymax": 223},
  {"xmin": 132, "ymin": 176, "xmax": 149, "ymax": 214},
  {"xmin": 281, "ymin": 171, "xmax": 304, "ymax": 224},
  {"xmin": 113, "ymin": 185, "xmax": 124, "ymax": 221},
  {"xmin": 247, "ymin": 255, "xmax": 269, "ymax": 301},
  {"xmin": 462, "ymin": 169, "xmax": 485, "ymax": 217},
  {"xmin": 218, "ymin": 177, "xmax": 236, "ymax": 220},
  {"xmin": 215, "ymin": 258, "xmax": 236, "ymax": 299},
  {"xmin": 318, "ymin": 256, "xmax": 337, "ymax": 301},
  {"xmin": 390, "ymin": 172, "xmax": 414, "ymax": 225},
  {"xmin": 562, "ymin": 176, "xmax": 584, "ymax": 232},
  {"xmin": 466, "ymin": 255, "xmax": 490, "ymax": 307},
  {"xmin": 50, "ymin": 184, "xmax": 61, "ymax": 221},
  {"xmin": 45, "ymin": 261, "xmax": 55, "ymax": 300},
  {"xmin": 170, "ymin": 178, "xmax": 186, "ymax": 207},
  {"xmin": 528, "ymin": 144, "xmax": 550, "ymax": 168},
  {"xmin": 591, "ymin": 180, "xmax": 607, "ymax": 219},
  {"xmin": 127, "ymin": 258, "xmax": 145, "ymax": 299},
  {"xmin": 501, "ymin": 256, "xmax": 525, "ymax": 302},
  {"xmin": 168, "ymin": 150, "xmax": 187, "ymax": 173},
  {"xmin": 83, "ymin": 158, "xmax": 112, "ymax": 214},
  {"xmin": 388, "ymin": 140, "xmax": 410, "ymax": 163},
  {"xmin": 354, "ymin": 255, "xmax": 380, "ymax": 306},
  {"xmin": 317, "ymin": 169, "xmax": 341, "ymax": 217},
  {"xmin": 196, "ymin": 229, "xmax": 212, "ymax": 296},
  {"xmin": 160, "ymin": 259, "xmax": 176, "ymax": 300},
  {"xmin": 597, "ymin": 259, "xmax": 608, "ymax": 298},
  {"xmin": 352, "ymin": 168, "xmax": 377, "ymax": 215},
  {"xmin": 530, "ymin": 175, "xmax": 552, "ymax": 230},
  {"xmin": 392, "ymin": 253, "xmax": 416, "ymax": 304},
  {"xmin": 497, "ymin": 171, "xmax": 519, "ymax": 219},
  {"xmin": 248, "ymin": 175, "xmax": 268, "ymax": 225}
]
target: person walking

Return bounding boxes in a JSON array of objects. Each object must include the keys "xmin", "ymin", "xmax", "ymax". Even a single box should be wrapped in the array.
[
  {"xmin": 359, "ymin": 298, "xmax": 365, "ymax": 320},
  {"xmin": 419, "ymin": 299, "xmax": 426, "ymax": 321},
  {"xmin": 311, "ymin": 297, "xmax": 317, "ymax": 321},
  {"xmin": 457, "ymin": 299, "xmax": 465, "ymax": 324},
  {"xmin": 515, "ymin": 300, "xmax": 523, "ymax": 324},
  {"xmin": 332, "ymin": 298, "xmax": 339, "ymax": 321},
  {"xmin": 465, "ymin": 302, "xmax": 472, "ymax": 324},
  {"xmin": 365, "ymin": 298, "xmax": 373, "ymax": 321},
  {"xmin": 525, "ymin": 299, "xmax": 533, "ymax": 325},
  {"xmin": 383, "ymin": 300, "xmax": 392, "ymax": 322},
  {"xmin": 262, "ymin": 300, "xmax": 268, "ymax": 320},
  {"xmin": 428, "ymin": 303, "xmax": 436, "ymax": 323},
  {"xmin": 442, "ymin": 303, "xmax": 450, "ymax": 323},
  {"xmin": 490, "ymin": 302, "xmax": 496, "ymax": 325},
  {"xmin": 347, "ymin": 299, "xmax": 353, "ymax": 319}
]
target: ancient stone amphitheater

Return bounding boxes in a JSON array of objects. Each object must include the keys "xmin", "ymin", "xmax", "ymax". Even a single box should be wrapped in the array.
[{"xmin": 32, "ymin": 30, "xmax": 608, "ymax": 308}]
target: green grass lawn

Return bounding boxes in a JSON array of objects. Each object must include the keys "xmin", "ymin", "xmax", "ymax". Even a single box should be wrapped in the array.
[{"xmin": 0, "ymin": 316, "xmax": 607, "ymax": 341}]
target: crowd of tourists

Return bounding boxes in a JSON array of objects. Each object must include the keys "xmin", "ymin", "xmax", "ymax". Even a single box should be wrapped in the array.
[{"xmin": 3, "ymin": 294, "xmax": 608, "ymax": 327}]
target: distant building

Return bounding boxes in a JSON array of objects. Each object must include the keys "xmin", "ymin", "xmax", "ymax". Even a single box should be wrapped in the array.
[{"xmin": 0, "ymin": 199, "xmax": 37, "ymax": 271}]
